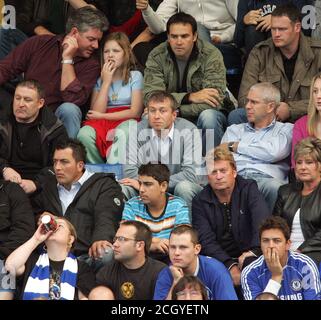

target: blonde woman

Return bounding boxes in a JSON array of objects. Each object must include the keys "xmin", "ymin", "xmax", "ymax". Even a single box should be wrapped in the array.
[
  {"xmin": 291, "ymin": 73, "xmax": 321, "ymax": 168},
  {"xmin": 78, "ymin": 32, "xmax": 143, "ymax": 164}
]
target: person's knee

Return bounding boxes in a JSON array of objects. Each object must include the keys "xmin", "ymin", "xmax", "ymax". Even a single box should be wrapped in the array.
[
  {"xmin": 89, "ymin": 286, "xmax": 115, "ymax": 300},
  {"xmin": 56, "ymin": 102, "xmax": 82, "ymax": 120},
  {"xmin": 77, "ymin": 126, "xmax": 96, "ymax": 144},
  {"xmin": 227, "ymin": 108, "xmax": 247, "ymax": 126},
  {"xmin": 174, "ymin": 181, "xmax": 201, "ymax": 197},
  {"xmin": 197, "ymin": 109, "xmax": 226, "ymax": 129}
]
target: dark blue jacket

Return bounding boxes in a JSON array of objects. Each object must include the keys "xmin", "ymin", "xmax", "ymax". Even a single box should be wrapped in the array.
[
  {"xmin": 192, "ymin": 176, "xmax": 270, "ymax": 269},
  {"xmin": 234, "ymin": 0, "xmax": 311, "ymax": 48}
]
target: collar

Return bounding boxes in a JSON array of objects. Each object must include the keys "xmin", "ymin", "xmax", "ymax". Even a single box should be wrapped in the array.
[
  {"xmin": 245, "ymin": 118, "xmax": 276, "ymax": 131},
  {"xmin": 152, "ymin": 123, "xmax": 175, "ymax": 141},
  {"xmin": 57, "ymin": 169, "xmax": 91, "ymax": 190},
  {"xmin": 193, "ymin": 256, "xmax": 200, "ymax": 276}
]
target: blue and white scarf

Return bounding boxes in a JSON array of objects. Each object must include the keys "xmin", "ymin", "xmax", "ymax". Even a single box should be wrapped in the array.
[{"xmin": 23, "ymin": 251, "xmax": 78, "ymax": 300}]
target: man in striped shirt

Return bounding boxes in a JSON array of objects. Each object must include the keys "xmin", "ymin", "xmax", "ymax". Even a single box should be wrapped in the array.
[{"xmin": 122, "ymin": 163, "xmax": 190, "ymax": 260}]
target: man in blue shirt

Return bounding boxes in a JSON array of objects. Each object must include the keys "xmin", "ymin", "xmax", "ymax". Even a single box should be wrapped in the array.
[
  {"xmin": 241, "ymin": 216, "xmax": 321, "ymax": 300},
  {"xmin": 122, "ymin": 163, "xmax": 190, "ymax": 259},
  {"xmin": 221, "ymin": 82, "xmax": 293, "ymax": 212},
  {"xmin": 153, "ymin": 225, "xmax": 238, "ymax": 300}
]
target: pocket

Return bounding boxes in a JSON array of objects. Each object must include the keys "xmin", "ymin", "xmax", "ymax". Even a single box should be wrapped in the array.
[{"xmin": 258, "ymin": 73, "xmax": 281, "ymax": 85}]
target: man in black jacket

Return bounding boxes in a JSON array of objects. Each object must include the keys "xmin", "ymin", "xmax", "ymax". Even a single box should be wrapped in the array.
[
  {"xmin": 0, "ymin": 180, "xmax": 35, "ymax": 299},
  {"xmin": 192, "ymin": 146, "xmax": 271, "ymax": 287},
  {"xmin": 33, "ymin": 139, "xmax": 124, "ymax": 271},
  {"xmin": 0, "ymin": 79, "xmax": 68, "ymax": 194}
]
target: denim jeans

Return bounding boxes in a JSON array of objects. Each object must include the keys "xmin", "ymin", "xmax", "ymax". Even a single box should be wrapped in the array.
[
  {"xmin": 240, "ymin": 169, "xmax": 284, "ymax": 213},
  {"xmin": 0, "ymin": 27, "xmax": 28, "ymax": 59},
  {"xmin": 227, "ymin": 108, "xmax": 247, "ymax": 126},
  {"xmin": 196, "ymin": 108, "xmax": 227, "ymax": 152},
  {"xmin": 55, "ymin": 102, "xmax": 82, "ymax": 138}
]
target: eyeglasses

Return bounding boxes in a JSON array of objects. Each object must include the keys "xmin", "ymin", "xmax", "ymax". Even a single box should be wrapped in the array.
[
  {"xmin": 113, "ymin": 236, "xmax": 139, "ymax": 243},
  {"xmin": 176, "ymin": 290, "xmax": 202, "ymax": 298}
]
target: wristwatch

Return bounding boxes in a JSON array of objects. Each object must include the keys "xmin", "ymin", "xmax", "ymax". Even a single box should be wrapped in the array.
[
  {"xmin": 228, "ymin": 141, "xmax": 234, "ymax": 153},
  {"xmin": 61, "ymin": 59, "xmax": 74, "ymax": 64}
]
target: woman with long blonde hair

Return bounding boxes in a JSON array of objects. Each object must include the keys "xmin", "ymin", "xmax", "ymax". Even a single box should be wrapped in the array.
[{"xmin": 291, "ymin": 72, "xmax": 321, "ymax": 168}]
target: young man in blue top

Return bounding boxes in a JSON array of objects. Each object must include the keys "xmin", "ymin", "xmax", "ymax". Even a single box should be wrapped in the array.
[
  {"xmin": 153, "ymin": 225, "xmax": 238, "ymax": 300},
  {"xmin": 241, "ymin": 216, "xmax": 321, "ymax": 300},
  {"xmin": 122, "ymin": 163, "xmax": 190, "ymax": 258}
]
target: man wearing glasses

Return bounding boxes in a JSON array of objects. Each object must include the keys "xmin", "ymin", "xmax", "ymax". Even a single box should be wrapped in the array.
[{"xmin": 89, "ymin": 221, "xmax": 166, "ymax": 300}]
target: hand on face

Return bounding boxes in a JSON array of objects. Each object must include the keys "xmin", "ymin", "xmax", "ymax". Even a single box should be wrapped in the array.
[
  {"xmin": 169, "ymin": 265, "xmax": 184, "ymax": 283},
  {"xmin": 62, "ymin": 35, "xmax": 78, "ymax": 59},
  {"xmin": 264, "ymin": 247, "xmax": 283, "ymax": 281},
  {"xmin": 101, "ymin": 61, "xmax": 117, "ymax": 84}
]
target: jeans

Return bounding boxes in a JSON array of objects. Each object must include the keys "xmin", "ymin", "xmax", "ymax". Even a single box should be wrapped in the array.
[
  {"xmin": 55, "ymin": 102, "xmax": 82, "ymax": 138},
  {"xmin": 240, "ymin": 169, "xmax": 284, "ymax": 213},
  {"xmin": 227, "ymin": 108, "xmax": 247, "ymax": 126},
  {"xmin": 197, "ymin": 23, "xmax": 242, "ymax": 70},
  {"xmin": 196, "ymin": 108, "xmax": 227, "ymax": 152},
  {"xmin": 0, "ymin": 27, "xmax": 28, "ymax": 59}
]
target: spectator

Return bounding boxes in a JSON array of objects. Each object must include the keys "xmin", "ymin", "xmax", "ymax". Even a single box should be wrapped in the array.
[
  {"xmin": 171, "ymin": 275, "xmax": 208, "ymax": 300},
  {"xmin": 33, "ymin": 139, "xmax": 124, "ymax": 271},
  {"xmin": 78, "ymin": 32, "xmax": 143, "ymax": 164},
  {"xmin": 89, "ymin": 220, "xmax": 166, "ymax": 300},
  {"xmin": 0, "ymin": 6, "xmax": 109, "ymax": 138},
  {"xmin": 0, "ymin": 80, "xmax": 68, "ymax": 194},
  {"xmin": 192, "ymin": 146, "xmax": 270, "ymax": 287},
  {"xmin": 143, "ymin": 12, "xmax": 231, "ymax": 151},
  {"xmin": 274, "ymin": 137, "xmax": 321, "ymax": 265},
  {"xmin": 153, "ymin": 225, "xmax": 238, "ymax": 300},
  {"xmin": 135, "ymin": 0, "xmax": 239, "ymax": 70},
  {"xmin": 241, "ymin": 216, "xmax": 321, "ymax": 300},
  {"xmin": 234, "ymin": 0, "xmax": 310, "ymax": 55},
  {"xmin": 122, "ymin": 163, "xmax": 190, "ymax": 261},
  {"xmin": 121, "ymin": 90, "xmax": 203, "ymax": 212},
  {"xmin": 5, "ymin": 218, "xmax": 96, "ymax": 300},
  {"xmin": 230, "ymin": 3, "xmax": 321, "ymax": 125},
  {"xmin": 221, "ymin": 82, "xmax": 293, "ymax": 212},
  {"xmin": 291, "ymin": 72, "xmax": 321, "ymax": 168}
]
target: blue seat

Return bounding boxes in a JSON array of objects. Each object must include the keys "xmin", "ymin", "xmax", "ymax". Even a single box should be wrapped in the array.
[{"xmin": 85, "ymin": 163, "xmax": 123, "ymax": 180}]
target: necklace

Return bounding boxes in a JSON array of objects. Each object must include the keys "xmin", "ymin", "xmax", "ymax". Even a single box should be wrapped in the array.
[{"xmin": 110, "ymin": 81, "xmax": 122, "ymax": 102}]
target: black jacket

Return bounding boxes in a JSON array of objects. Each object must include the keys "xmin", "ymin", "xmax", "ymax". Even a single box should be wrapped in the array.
[
  {"xmin": 274, "ymin": 181, "xmax": 321, "ymax": 262},
  {"xmin": 17, "ymin": 0, "xmax": 72, "ymax": 36},
  {"xmin": 33, "ymin": 172, "xmax": 124, "ymax": 256},
  {"xmin": 0, "ymin": 181, "xmax": 35, "ymax": 259},
  {"xmin": 192, "ymin": 176, "xmax": 270, "ymax": 269},
  {"xmin": 0, "ymin": 106, "xmax": 68, "ymax": 188}
]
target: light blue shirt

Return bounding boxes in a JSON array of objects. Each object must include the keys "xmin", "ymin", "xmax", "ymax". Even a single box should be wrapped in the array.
[
  {"xmin": 221, "ymin": 119, "xmax": 293, "ymax": 182},
  {"xmin": 57, "ymin": 170, "xmax": 95, "ymax": 215}
]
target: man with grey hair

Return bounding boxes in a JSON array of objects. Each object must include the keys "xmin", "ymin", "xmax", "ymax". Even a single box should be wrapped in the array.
[
  {"xmin": 220, "ymin": 82, "xmax": 293, "ymax": 212},
  {"xmin": 0, "ymin": 6, "xmax": 108, "ymax": 138}
]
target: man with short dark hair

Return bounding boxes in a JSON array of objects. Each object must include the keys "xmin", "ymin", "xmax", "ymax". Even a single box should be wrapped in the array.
[
  {"xmin": 122, "ymin": 163, "xmax": 190, "ymax": 259},
  {"xmin": 153, "ymin": 225, "xmax": 238, "ymax": 300},
  {"xmin": 33, "ymin": 138, "xmax": 124, "ymax": 271},
  {"xmin": 143, "ymin": 12, "xmax": 230, "ymax": 150},
  {"xmin": 89, "ymin": 221, "xmax": 167, "ymax": 300},
  {"xmin": 0, "ymin": 80, "xmax": 68, "ymax": 194},
  {"xmin": 241, "ymin": 216, "xmax": 321, "ymax": 300},
  {"xmin": 121, "ymin": 90, "xmax": 203, "ymax": 211},
  {"xmin": 0, "ymin": 6, "xmax": 109, "ymax": 138},
  {"xmin": 230, "ymin": 2, "xmax": 321, "ymax": 125}
]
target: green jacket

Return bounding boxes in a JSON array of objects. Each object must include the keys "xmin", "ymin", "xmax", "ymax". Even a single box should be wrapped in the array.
[
  {"xmin": 239, "ymin": 33, "xmax": 321, "ymax": 122},
  {"xmin": 143, "ymin": 39, "xmax": 227, "ymax": 119}
]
